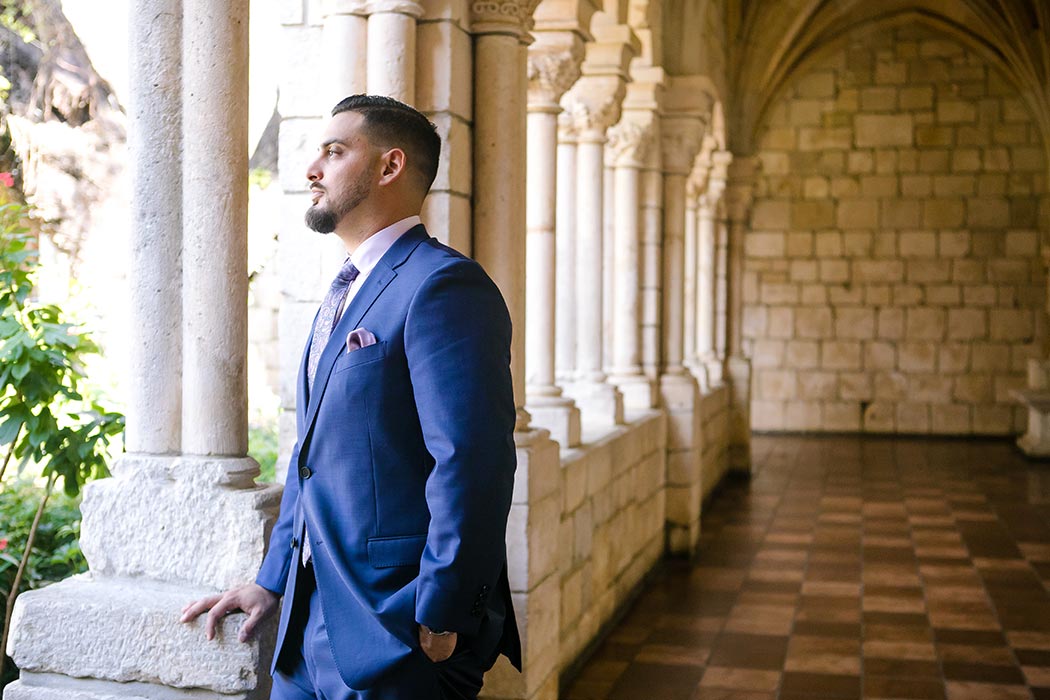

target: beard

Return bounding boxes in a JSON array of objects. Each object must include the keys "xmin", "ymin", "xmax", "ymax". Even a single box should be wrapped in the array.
[{"xmin": 305, "ymin": 177, "xmax": 371, "ymax": 233}]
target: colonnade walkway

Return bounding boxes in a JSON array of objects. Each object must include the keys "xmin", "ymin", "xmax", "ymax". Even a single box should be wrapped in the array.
[{"xmin": 562, "ymin": 436, "xmax": 1050, "ymax": 700}]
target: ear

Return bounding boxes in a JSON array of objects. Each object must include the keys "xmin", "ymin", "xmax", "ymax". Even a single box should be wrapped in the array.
[{"xmin": 377, "ymin": 148, "xmax": 407, "ymax": 187}]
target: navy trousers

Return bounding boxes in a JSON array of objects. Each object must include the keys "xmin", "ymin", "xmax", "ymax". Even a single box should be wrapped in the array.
[{"xmin": 271, "ymin": 564, "xmax": 491, "ymax": 700}]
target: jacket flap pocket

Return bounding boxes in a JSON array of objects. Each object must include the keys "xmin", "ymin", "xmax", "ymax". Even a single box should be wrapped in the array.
[{"xmin": 367, "ymin": 534, "xmax": 427, "ymax": 568}]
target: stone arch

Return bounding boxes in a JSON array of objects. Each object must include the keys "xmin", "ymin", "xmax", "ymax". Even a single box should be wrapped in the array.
[{"xmin": 731, "ymin": 2, "xmax": 1050, "ymax": 167}]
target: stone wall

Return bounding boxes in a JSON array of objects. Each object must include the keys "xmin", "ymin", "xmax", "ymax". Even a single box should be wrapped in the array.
[
  {"xmin": 557, "ymin": 413, "xmax": 666, "ymax": 667},
  {"xmin": 700, "ymin": 385, "xmax": 730, "ymax": 497},
  {"xmin": 746, "ymin": 25, "xmax": 1048, "ymax": 435}
]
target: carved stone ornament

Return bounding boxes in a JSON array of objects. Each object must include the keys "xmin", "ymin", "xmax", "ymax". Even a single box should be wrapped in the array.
[
  {"xmin": 606, "ymin": 120, "xmax": 652, "ymax": 167},
  {"xmin": 363, "ymin": 0, "xmax": 424, "ymax": 16},
  {"xmin": 470, "ymin": 0, "xmax": 529, "ymax": 34},
  {"xmin": 527, "ymin": 42, "xmax": 584, "ymax": 105},
  {"xmin": 660, "ymin": 120, "xmax": 704, "ymax": 175},
  {"xmin": 561, "ymin": 78, "xmax": 625, "ymax": 137}
]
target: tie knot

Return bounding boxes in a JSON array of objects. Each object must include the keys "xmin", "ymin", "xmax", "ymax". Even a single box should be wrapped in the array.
[{"xmin": 335, "ymin": 260, "xmax": 360, "ymax": 286}]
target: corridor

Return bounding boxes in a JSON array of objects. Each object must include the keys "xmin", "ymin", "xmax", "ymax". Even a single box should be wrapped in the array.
[{"xmin": 563, "ymin": 436, "xmax": 1050, "ymax": 700}]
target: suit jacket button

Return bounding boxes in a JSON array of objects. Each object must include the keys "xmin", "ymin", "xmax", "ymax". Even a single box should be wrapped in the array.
[
  {"xmin": 299, "ymin": 466, "xmax": 312, "ymax": 479},
  {"xmin": 290, "ymin": 537, "xmax": 299, "ymax": 550}
]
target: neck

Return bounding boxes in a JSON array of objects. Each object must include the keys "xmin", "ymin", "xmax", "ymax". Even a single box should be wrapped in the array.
[{"xmin": 336, "ymin": 206, "xmax": 418, "ymax": 254}]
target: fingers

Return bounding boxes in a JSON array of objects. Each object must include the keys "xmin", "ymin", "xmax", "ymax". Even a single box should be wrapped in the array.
[
  {"xmin": 239, "ymin": 606, "xmax": 263, "ymax": 643},
  {"xmin": 179, "ymin": 594, "xmax": 222, "ymax": 623},
  {"xmin": 204, "ymin": 593, "xmax": 237, "ymax": 641}
]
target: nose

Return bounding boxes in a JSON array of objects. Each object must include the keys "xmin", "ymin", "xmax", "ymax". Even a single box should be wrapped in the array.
[{"xmin": 306, "ymin": 156, "xmax": 322, "ymax": 183}]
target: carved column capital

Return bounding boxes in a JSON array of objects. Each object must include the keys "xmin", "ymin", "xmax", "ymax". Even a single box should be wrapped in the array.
[
  {"xmin": 322, "ymin": 0, "xmax": 369, "ymax": 15},
  {"xmin": 660, "ymin": 115, "xmax": 704, "ymax": 175},
  {"xmin": 607, "ymin": 119, "xmax": 652, "ymax": 168},
  {"xmin": 470, "ymin": 0, "xmax": 530, "ymax": 36},
  {"xmin": 363, "ymin": 0, "xmax": 423, "ymax": 14},
  {"xmin": 527, "ymin": 32, "xmax": 585, "ymax": 109},
  {"xmin": 561, "ymin": 75, "xmax": 626, "ymax": 141}
]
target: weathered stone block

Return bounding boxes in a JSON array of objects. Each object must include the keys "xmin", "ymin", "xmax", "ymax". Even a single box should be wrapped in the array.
[
  {"xmin": 791, "ymin": 201, "xmax": 835, "ymax": 228},
  {"xmin": 968, "ymin": 198, "xmax": 1010, "ymax": 227},
  {"xmin": 922, "ymin": 199, "xmax": 965, "ymax": 228},
  {"xmin": 795, "ymin": 307, "xmax": 833, "ymax": 338},
  {"xmin": 80, "ymin": 457, "xmax": 281, "ymax": 590},
  {"xmin": 898, "ymin": 341, "xmax": 936, "ymax": 372},
  {"xmin": 905, "ymin": 308, "xmax": 946, "ymax": 340},
  {"xmin": 898, "ymin": 231, "xmax": 936, "ymax": 257},
  {"xmin": 895, "ymin": 403, "xmax": 930, "ymax": 434},
  {"xmin": 946, "ymin": 308, "xmax": 987, "ymax": 340},
  {"xmin": 855, "ymin": 114, "xmax": 913, "ymax": 147},
  {"xmin": 937, "ymin": 101, "xmax": 976, "ymax": 123},
  {"xmin": 837, "ymin": 200, "xmax": 879, "ymax": 229},
  {"xmin": 990, "ymin": 309, "xmax": 1034, "ymax": 341},
  {"xmin": 746, "ymin": 232, "xmax": 786, "ymax": 258},
  {"xmin": 822, "ymin": 341, "xmax": 862, "ymax": 371},
  {"xmin": 9, "ymin": 577, "xmax": 270, "ymax": 693},
  {"xmin": 836, "ymin": 308, "xmax": 876, "ymax": 340},
  {"xmin": 881, "ymin": 200, "xmax": 921, "ymax": 228},
  {"xmin": 751, "ymin": 200, "xmax": 791, "ymax": 230},
  {"xmin": 930, "ymin": 404, "xmax": 971, "ymax": 434}
]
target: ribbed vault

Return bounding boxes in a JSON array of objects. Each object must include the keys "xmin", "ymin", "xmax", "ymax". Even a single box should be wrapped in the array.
[{"xmin": 720, "ymin": 0, "xmax": 1050, "ymax": 166}]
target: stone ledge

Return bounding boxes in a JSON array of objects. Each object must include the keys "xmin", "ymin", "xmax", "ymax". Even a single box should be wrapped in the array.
[
  {"xmin": 9, "ymin": 575, "xmax": 271, "ymax": 694},
  {"xmin": 4, "ymin": 671, "xmax": 254, "ymax": 700}
]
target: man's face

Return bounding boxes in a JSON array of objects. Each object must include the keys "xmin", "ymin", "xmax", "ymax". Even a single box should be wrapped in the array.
[{"xmin": 304, "ymin": 111, "xmax": 379, "ymax": 233}]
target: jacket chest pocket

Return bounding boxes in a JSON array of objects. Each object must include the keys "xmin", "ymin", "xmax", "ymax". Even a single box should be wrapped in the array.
[{"xmin": 333, "ymin": 341, "xmax": 388, "ymax": 373}]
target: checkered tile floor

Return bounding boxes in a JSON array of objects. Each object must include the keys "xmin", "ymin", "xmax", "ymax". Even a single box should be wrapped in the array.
[{"xmin": 562, "ymin": 436, "xmax": 1050, "ymax": 700}]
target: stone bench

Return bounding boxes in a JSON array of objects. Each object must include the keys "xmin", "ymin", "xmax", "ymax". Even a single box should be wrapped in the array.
[{"xmin": 1013, "ymin": 389, "xmax": 1050, "ymax": 458}]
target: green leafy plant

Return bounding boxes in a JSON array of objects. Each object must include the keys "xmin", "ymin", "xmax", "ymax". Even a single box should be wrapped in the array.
[
  {"xmin": 248, "ymin": 422, "xmax": 279, "ymax": 483},
  {"xmin": 0, "ymin": 479, "xmax": 86, "ymax": 688},
  {"xmin": 0, "ymin": 190, "xmax": 124, "ymax": 682}
]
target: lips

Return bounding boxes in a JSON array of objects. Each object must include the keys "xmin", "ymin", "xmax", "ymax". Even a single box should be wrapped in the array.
[{"xmin": 310, "ymin": 187, "xmax": 324, "ymax": 204}]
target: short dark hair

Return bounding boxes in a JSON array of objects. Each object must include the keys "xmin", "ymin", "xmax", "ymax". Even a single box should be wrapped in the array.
[{"xmin": 332, "ymin": 95, "xmax": 441, "ymax": 194}]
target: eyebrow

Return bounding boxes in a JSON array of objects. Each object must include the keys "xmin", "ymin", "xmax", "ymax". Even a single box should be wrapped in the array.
[{"xmin": 319, "ymin": 138, "xmax": 348, "ymax": 150}]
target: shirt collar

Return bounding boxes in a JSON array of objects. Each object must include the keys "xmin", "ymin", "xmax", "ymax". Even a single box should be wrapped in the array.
[{"xmin": 349, "ymin": 215, "xmax": 421, "ymax": 276}]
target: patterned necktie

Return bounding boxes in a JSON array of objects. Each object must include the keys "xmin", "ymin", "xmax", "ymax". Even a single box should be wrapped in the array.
[
  {"xmin": 302, "ymin": 259, "xmax": 358, "ymax": 566},
  {"xmin": 307, "ymin": 258, "xmax": 360, "ymax": 390}
]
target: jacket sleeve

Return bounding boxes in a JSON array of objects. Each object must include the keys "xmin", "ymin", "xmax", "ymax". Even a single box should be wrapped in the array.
[
  {"xmin": 255, "ymin": 445, "xmax": 300, "ymax": 595},
  {"xmin": 405, "ymin": 258, "xmax": 517, "ymax": 635}
]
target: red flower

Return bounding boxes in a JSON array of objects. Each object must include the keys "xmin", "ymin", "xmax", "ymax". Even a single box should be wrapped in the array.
[
  {"xmin": 0, "ymin": 172, "xmax": 13, "ymax": 188},
  {"xmin": 0, "ymin": 538, "xmax": 7, "ymax": 551}
]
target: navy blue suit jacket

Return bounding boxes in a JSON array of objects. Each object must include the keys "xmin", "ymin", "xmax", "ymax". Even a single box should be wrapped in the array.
[{"xmin": 256, "ymin": 225, "xmax": 521, "ymax": 689}]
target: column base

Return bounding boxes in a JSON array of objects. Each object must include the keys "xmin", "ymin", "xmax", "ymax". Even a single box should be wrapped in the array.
[
  {"xmin": 525, "ymin": 395, "xmax": 582, "ymax": 448},
  {"xmin": 564, "ymin": 379, "xmax": 624, "ymax": 428},
  {"xmin": 1013, "ymin": 390, "xmax": 1050, "ymax": 458},
  {"xmin": 704, "ymin": 356, "xmax": 724, "ymax": 387},
  {"xmin": 725, "ymin": 356, "xmax": 752, "ymax": 475},
  {"xmin": 483, "ymin": 429, "xmax": 561, "ymax": 700},
  {"xmin": 607, "ymin": 372, "xmax": 657, "ymax": 412},
  {"xmin": 80, "ymin": 455, "xmax": 282, "ymax": 590},
  {"xmin": 659, "ymin": 372, "xmax": 702, "ymax": 555},
  {"xmin": 7, "ymin": 576, "xmax": 274, "ymax": 699}
]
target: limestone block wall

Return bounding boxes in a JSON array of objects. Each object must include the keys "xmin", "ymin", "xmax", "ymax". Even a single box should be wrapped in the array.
[
  {"xmin": 746, "ymin": 25, "xmax": 1049, "ymax": 435},
  {"xmin": 700, "ymin": 385, "xmax": 730, "ymax": 498},
  {"xmin": 556, "ymin": 413, "xmax": 667, "ymax": 671}
]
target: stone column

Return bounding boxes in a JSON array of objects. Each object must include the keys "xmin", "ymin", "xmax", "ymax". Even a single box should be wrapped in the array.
[
  {"xmin": 561, "ymin": 77, "xmax": 628, "ymax": 427},
  {"xmin": 124, "ymin": 0, "xmax": 182, "ymax": 456},
  {"xmin": 322, "ymin": 0, "xmax": 368, "ymax": 105},
  {"xmin": 469, "ymin": 7, "xmax": 563, "ymax": 700},
  {"xmin": 555, "ymin": 115, "xmax": 578, "ymax": 387},
  {"xmin": 658, "ymin": 105, "xmax": 706, "ymax": 555},
  {"xmin": 524, "ymin": 33, "xmax": 584, "ymax": 449},
  {"xmin": 698, "ymin": 151, "xmax": 729, "ymax": 387},
  {"xmin": 724, "ymin": 156, "xmax": 757, "ymax": 475},
  {"xmin": 366, "ymin": 0, "xmax": 423, "ymax": 101},
  {"xmin": 602, "ymin": 156, "xmax": 616, "ymax": 378},
  {"xmin": 713, "ymin": 206, "xmax": 728, "ymax": 383},
  {"xmin": 640, "ymin": 158, "xmax": 663, "ymax": 392},
  {"xmin": 682, "ymin": 175, "xmax": 700, "ymax": 380},
  {"xmin": 605, "ymin": 119, "xmax": 653, "ymax": 411},
  {"xmin": 6, "ymin": 1, "xmax": 282, "ymax": 698}
]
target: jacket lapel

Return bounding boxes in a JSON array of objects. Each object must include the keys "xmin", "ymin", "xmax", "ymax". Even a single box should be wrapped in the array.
[{"xmin": 299, "ymin": 225, "xmax": 430, "ymax": 446}]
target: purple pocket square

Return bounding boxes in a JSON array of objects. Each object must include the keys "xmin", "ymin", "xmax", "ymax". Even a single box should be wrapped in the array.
[{"xmin": 346, "ymin": 327, "xmax": 378, "ymax": 353}]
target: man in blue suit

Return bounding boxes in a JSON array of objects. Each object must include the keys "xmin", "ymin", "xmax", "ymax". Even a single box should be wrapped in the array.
[{"xmin": 182, "ymin": 95, "xmax": 521, "ymax": 699}]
